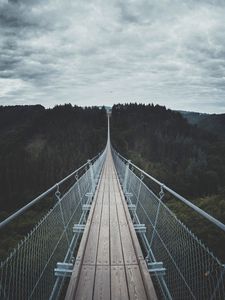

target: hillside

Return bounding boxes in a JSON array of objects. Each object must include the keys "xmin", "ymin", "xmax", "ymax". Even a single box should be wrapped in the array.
[
  {"xmin": 180, "ymin": 110, "xmax": 225, "ymax": 139},
  {"xmin": 111, "ymin": 103, "xmax": 225, "ymax": 260},
  {"xmin": 0, "ymin": 103, "xmax": 225, "ymax": 261},
  {"xmin": 0, "ymin": 104, "xmax": 107, "ymax": 217}
]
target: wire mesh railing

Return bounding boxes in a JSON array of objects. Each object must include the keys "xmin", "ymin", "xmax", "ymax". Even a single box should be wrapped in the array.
[
  {"xmin": 112, "ymin": 148, "xmax": 225, "ymax": 300},
  {"xmin": 0, "ymin": 148, "xmax": 106, "ymax": 300}
]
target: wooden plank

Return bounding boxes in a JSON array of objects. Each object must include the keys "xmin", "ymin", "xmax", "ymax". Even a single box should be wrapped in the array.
[
  {"xmin": 97, "ymin": 193, "xmax": 110, "ymax": 265},
  {"xmin": 74, "ymin": 265, "xmax": 95, "ymax": 300},
  {"xmin": 139, "ymin": 259, "xmax": 158, "ymax": 300},
  {"xmin": 93, "ymin": 266, "xmax": 110, "ymax": 300},
  {"xmin": 71, "ymin": 159, "xmax": 108, "ymax": 297},
  {"xmin": 83, "ymin": 183, "xmax": 105, "ymax": 265},
  {"xmin": 65, "ymin": 162, "xmax": 106, "ymax": 300},
  {"xmin": 66, "ymin": 149, "xmax": 158, "ymax": 300},
  {"xmin": 112, "ymin": 178, "xmax": 137, "ymax": 265},
  {"xmin": 75, "ymin": 187, "xmax": 103, "ymax": 262},
  {"xmin": 110, "ymin": 181, "xmax": 124, "ymax": 265},
  {"xmin": 83, "ymin": 207, "xmax": 103, "ymax": 263},
  {"xmin": 111, "ymin": 266, "xmax": 129, "ymax": 300},
  {"xmin": 110, "ymin": 216, "xmax": 124, "ymax": 264},
  {"xmin": 83, "ymin": 224, "xmax": 101, "ymax": 265},
  {"xmin": 117, "ymin": 184, "xmax": 144, "ymax": 261},
  {"xmin": 125, "ymin": 265, "xmax": 147, "ymax": 300},
  {"xmin": 112, "ymin": 161, "xmax": 146, "ymax": 261},
  {"xmin": 112, "ymin": 157, "xmax": 158, "ymax": 300},
  {"xmin": 64, "ymin": 260, "xmax": 81, "ymax": 300},
  {"xmin": 119, "ymin": 223, "xmax": 138, "ymax": 265}
]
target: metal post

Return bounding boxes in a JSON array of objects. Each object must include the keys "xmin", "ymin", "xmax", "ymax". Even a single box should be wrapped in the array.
[
  {"xmin": 142, "ymin": 235, "xmax": 173, "ymax": 300},
  {"xmin": 55, "ymin": 186, "xmax": 70, "ymax": 249},
  {"xmin": 88, "ymin": 159, "xmax": 95, "ymax": 193},
  {"xmin": 49, "ymin": 232, "xmax": 79, "ymax": 300},
  {"xmin": 149, "ymin": 185, "xmax": 165, "ymax": 249},
  {"xmin": 75, "ymin": 173, "xmax": 82, "ymax": 205},
  {"xmin": 123, "ymin": 160, "xmax": 131, "ymax": 193},
  {"xmin": 133, "ymin": 173, "xmax": 144, "ymax": 222}
]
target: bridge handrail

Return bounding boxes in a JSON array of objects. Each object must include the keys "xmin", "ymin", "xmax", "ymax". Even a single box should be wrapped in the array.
[
  {"xmin": 0, "ymin": 150, "xmax": 103, "ymax": 230},
  {"xmin": 113, "ymin": 148, "xmax": 225, "ymax": 233}
]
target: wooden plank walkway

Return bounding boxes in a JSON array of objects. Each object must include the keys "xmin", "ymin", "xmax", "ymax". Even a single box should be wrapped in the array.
[{"xmin": 65, "ymin": 146, "xmax": 157, "ymax": 300}]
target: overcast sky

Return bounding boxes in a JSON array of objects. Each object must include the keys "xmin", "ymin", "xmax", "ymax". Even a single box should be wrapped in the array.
[{"xmin": 0, "ymin": 0, "xmax": 225, "ymax": 113}]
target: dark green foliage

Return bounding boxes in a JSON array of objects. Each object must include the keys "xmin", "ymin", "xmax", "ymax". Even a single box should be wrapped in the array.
[
  {"xmin": 180, "ymin": 110, "xmax": 225, "ymax": 139},
  {"xmin": 178, "ymin": 110, "xmax": 208, "ymax": 125},
  {"xmin": 0, "ymin": 104, "xmax": 107, "ymax": 216},
  {"xmin": 111, "ymin": 103, "xmax": 225, "ymax": 261},
  {"xmin": 111, "ymin": 103, "xmax": 225, "ymax": 197},
  {"xmin": 1, "ymin": 102, "xmax": 225, "ymax": 262}
]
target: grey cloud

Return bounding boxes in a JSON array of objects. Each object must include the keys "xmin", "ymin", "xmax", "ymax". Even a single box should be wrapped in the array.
[
  {"xmin": 0, "ymin": 2, "xmax": 38, "ymax": 29},
  {"xmin": 0, "ymin": 0, "xmax": 225, "ymax": 113}
]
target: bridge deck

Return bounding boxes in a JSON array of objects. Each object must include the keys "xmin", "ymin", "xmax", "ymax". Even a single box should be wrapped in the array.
[{"xmin": 65, "ymin": 148, "xmax": 157, "ymax": 299}]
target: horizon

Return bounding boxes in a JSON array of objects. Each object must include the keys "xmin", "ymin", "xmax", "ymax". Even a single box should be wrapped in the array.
[
  {"xmin": 0, "ymin": 1, "xmax": 225, "ymax": 114},
  {"xmin": 0, "ymin": 101, "xmax": 223, "ymax": 115}
]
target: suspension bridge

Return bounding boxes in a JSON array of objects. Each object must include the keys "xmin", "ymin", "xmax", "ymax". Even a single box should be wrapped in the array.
[{"xmin": 0, "ymin": 113, "xmax": 225, "ymax": 299}]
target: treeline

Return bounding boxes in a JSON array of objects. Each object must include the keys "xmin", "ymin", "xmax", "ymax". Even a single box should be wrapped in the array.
[
  {"xmin": 111, "ymin": 103, "xmax": 225, "ymax": 260},
  {"xmin": 1, "ymin": 102, "xmax": 225, "ymax": 261},
  {"xmin": 111, "ymin": 103, "xmax": 225, "ymax": 198},
  {"xmin": 0, "ymin": 104, "xmax": 107, "ymax": 217},
  {"xmin": 180, "ymin": 110, "xmax": 225, "ymax": 139}
]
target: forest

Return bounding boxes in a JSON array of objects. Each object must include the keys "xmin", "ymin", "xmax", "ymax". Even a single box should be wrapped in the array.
[
  {"xmin": 111, "ymin": 103, "xmax": 225, "ymax": 261},
  {"xmin": 0, "ymin": 103, "xmax": 225, "ymax": 261},
  {"xmin": 0, "ymin": 104, "xmax": 107, "ymax": 216},
  {"xmin": 180, "ymin": 110, "xmax": 225, "ymax": 139}
]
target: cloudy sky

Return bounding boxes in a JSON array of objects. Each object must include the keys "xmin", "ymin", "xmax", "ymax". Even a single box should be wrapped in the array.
[{"xmin": 0, "ymin": 0, "xmax": 225, "ymax": 113}]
